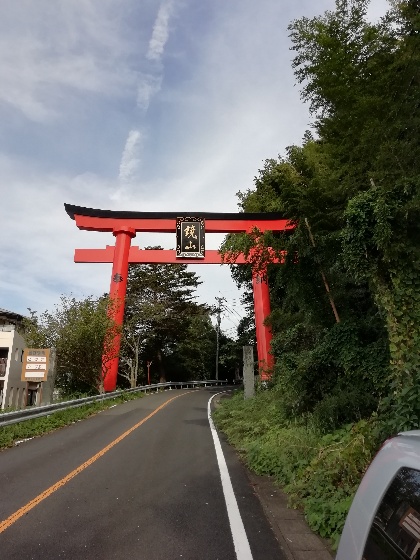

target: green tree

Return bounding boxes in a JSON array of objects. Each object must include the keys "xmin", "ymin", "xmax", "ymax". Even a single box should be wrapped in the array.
[
  {"xmin": 168, "ymin": 314, "xmax": 217, "ymax": 381},
  {"xmin": 289, "ymin": 0, "xmax": 420, "ymax": 430},
  {"xmin": 24, "ymin": 295, "xmax": 119, "ymax": 395},
  {"xmin": 120, "ymin": 250, "xmax": 208, "ymax": 384},
  {"xmin": 221, "ymin": 0, "xmax": 420, "ymax": 431},
  {"xmin": 223, "ymin": 146, "xmax": 388, "ymax": 426}
]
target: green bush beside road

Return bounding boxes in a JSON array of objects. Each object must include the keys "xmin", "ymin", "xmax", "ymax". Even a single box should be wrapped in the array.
[{"xmin": 213, "ymin": 390, "xmax": 382, "ymax": 549}]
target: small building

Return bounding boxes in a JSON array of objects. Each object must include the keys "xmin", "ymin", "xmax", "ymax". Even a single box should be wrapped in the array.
[
  {"xmin": 0, "ymin": 324, "xmax": 28, "ymax": 409},
  {"xmin": 0, "ymin": 308, "xmax": 55, "ymax": 409},
  {"xmin": 0, "ymin": 307, "xmax": 25, "ymax": 331}
]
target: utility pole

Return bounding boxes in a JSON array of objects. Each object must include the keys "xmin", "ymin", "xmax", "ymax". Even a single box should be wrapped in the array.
[{"xmin": 214, "ymin": 296, "xmax": 225, "ymax": 380}]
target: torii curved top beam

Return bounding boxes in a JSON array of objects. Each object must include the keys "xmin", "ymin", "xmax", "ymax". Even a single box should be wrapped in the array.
[{"xmin": 64, "ymin": 204, "xmax": 293, "ymax": 234}]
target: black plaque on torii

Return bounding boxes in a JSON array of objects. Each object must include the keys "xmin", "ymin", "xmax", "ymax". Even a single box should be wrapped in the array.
[{"xmin": 176, "ymin": 217, "xmax": 205, "ymax": 258}]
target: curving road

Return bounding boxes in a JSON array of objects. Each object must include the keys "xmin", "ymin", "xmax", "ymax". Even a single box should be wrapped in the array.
[{"xmin": 0, "ymin": 388, "xmax": 286, "ymax": 559}]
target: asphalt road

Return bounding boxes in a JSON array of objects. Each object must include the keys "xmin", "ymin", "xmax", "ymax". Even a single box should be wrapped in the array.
[{"xmin": 0, "ymin": 388, "xmax": 286, "ymax": 559}]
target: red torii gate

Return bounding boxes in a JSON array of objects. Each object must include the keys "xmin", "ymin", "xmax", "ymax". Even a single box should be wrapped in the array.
[{"xmin": 65, "ymin": 204, "xmax": 293, "ymax": 391}]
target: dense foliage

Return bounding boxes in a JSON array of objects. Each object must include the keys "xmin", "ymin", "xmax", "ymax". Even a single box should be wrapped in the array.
[
  {"xmin": 120, "ymin": 251, "xmax": 239, "ymax": 385},
  {"xmin": 24, "ymin": 295, "xmax": 118, "ymax": 394},
  {"xmin": 213, "ymin": 391, "xmax": 381, "ymax": 548},
  {"xmin": 222, "ymin": 0, "xmax": 420, "ymax": 433},
  {"xmin": 216, "ymin": 0, "xmax": 420, "ymax": 548}
]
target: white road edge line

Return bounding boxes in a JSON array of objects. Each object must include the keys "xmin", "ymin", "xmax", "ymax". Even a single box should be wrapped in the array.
[{"xmin": 208, "ymin": 392, "xmax": 254, "ymax": 560}]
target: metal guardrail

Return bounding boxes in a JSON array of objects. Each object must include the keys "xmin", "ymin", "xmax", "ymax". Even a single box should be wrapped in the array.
[{"xmin": 0, "ymin": 379, "xmax": 232, "ymax": 427}]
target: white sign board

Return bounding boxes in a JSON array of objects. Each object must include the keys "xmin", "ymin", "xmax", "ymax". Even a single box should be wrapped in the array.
[{"xmin": 21, "ymin": 349, "xmax": 50, "ymax": 382}]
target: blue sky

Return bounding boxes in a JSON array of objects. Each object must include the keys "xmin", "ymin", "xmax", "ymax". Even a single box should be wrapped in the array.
[{"xmin": 0, "ymin": 0, "xmax": 389, "ymax": 337}]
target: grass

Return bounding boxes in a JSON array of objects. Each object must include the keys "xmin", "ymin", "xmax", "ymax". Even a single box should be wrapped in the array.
[{"xmin": 213, "ymin": 389, "xmax": 382, "ymax": 549}]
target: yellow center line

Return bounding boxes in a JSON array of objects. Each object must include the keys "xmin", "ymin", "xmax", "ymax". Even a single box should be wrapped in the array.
[{"xmin": 0, "ymin": 392, "xmax": 188, "ymax": 534}]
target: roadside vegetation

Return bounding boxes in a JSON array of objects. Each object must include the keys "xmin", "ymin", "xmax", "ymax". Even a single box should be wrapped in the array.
[
  {"xmin": 216, "ymin": 0, "xmax": 420, "ymax": 550},
  {"xmin": 213, "ymin": 390, "xmax": 381, "ymax": 548}
]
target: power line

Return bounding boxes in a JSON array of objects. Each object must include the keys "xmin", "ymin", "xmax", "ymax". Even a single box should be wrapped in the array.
[
  {"xmin": 222, "ymin": 303, "xmax": 243, "ymax": 322},
  {"xmin": 222, "ymin": 314, "xmax": 241, "ymax": 330},
  {"xmin": 220, "ymin": 305, "xmax": 241, "ymax": 326},
  {"xmin": 218, "ymin": 291, "xmax": 245, "ymax": 320}
]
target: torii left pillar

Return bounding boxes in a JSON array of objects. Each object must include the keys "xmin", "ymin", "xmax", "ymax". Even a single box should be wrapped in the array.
[{"xmin": 103, "ymin": 227, "xmax": 136, "ymax": 392}]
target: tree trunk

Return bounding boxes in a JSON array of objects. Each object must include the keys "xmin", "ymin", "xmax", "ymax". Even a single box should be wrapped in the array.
[{"xmin": 304, "ymin": 218, "xmax": 341, "ymax": 323}]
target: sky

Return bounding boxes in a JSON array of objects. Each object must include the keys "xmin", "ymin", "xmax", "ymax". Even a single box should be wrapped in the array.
[{"xmin": 0, "ymin": 0, "xmax": 389, "ymax": 337}]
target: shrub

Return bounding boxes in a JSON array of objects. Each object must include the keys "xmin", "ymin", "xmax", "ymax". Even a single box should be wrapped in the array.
[
  {"xmin": 213, "ymin": 390, "xmax": 383, "ymax": 549},
  {"xmin": 286, "ymin": 418, "xmax": 381, "ymax": 548},
  {"xmin": 311, "ymin": 389, "xmax": 377, "ymax": 433}
]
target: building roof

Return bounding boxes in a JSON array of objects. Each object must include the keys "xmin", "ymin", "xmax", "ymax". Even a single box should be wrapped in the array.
[{"xmin": 0, "ymin": 308, "xmax": 25, "ymax": 322}]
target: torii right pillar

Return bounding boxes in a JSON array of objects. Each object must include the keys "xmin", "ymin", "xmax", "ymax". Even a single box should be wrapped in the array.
[{"xmin": 252, "ymin": 271, "xmax": 273, "ymax": 382}]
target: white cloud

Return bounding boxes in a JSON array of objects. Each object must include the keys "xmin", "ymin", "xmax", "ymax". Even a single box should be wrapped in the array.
[
  {"xmin": 118, "ymin": 129, "xmax": 143, "ymax": 187},
  {"xmin": 147, "ymin": 1, "xmax": 174, "ymax": 62},
  {"xmin": 136, "ymin": 73, "xmax": 163, "ymax": 111},
  {"xmin": 0, "ymin": 1, "xmax": 138, "ymax": 122},
  {"xmin": 0, "ymin": 157, "xmax": 117, "ymax": 315}
]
